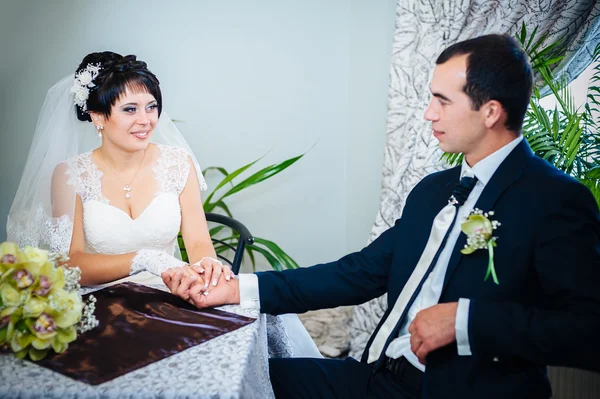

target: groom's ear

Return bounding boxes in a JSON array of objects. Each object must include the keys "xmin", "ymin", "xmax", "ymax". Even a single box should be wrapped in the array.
[{"xmin": 481, "ymin": 100, "xmax": 505, "ymax": 129}]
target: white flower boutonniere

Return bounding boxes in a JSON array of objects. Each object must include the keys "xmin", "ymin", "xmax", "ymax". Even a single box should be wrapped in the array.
[{"xmin": 460, "ymin": 208, "xmax": 501, "ymax": 284}]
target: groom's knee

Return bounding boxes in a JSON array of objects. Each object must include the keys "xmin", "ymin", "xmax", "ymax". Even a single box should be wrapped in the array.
[
  {"xmin": 268, "ymin": 357, "xmax": 370, "ymax": 398},
  {"xmin": 269, "ymin": 358, "xmax": 313, "ymax": 398}
]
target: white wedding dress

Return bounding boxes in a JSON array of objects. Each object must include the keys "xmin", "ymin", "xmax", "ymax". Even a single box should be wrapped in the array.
[
  {"xmin": 66, "ymin": 144, "xmax": 188, "ymax": 258},
  {"xmin": 62, "ymin": 143, "xmax": 321, "ymax": 358}
]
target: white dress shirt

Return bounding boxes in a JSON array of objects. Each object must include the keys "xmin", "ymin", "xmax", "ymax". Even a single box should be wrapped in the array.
[{"xmin": 238, "ymin": 135, "xmax": 523, "ymax": 371}]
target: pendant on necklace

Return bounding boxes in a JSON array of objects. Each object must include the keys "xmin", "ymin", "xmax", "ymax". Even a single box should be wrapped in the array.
[{"xmin": 124, "ymin": 185, "xmax": 132, "ymax": 199}]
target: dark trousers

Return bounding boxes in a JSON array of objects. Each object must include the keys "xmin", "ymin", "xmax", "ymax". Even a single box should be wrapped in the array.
[{"xmin": 269, "ymin": 357, "xmax": 422, "ymax": 399}]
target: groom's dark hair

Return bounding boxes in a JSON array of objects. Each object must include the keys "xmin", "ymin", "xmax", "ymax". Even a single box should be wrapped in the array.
[{"xmin": 436, "ymin": 34, "xmax": 533, "ymax": 132}]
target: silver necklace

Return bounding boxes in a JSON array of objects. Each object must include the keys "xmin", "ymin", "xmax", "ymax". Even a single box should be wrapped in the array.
[{"xmin": 101, "ymin": 150, "xmax": 147, "ymax": 199}]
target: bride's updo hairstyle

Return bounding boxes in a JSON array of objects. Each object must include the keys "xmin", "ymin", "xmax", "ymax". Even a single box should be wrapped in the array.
[{"xmin": 74, "ymin": 51, "xmax": 162, "ymax": 122}]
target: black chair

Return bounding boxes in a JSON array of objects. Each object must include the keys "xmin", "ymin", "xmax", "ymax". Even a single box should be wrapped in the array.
[{"xmin": 204, "ymin": 212, "xmax": 254, "ymax": 275}]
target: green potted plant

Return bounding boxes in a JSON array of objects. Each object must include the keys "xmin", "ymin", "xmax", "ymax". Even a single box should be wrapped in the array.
[{"xmin": 179, "ymin": 153, "xmax": 304, "ymax": 271}]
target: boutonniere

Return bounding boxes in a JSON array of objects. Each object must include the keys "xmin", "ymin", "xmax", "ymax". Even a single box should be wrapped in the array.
[{"xmin": 460, "ymin": 209, "xmax": 501, "ymax": 284}]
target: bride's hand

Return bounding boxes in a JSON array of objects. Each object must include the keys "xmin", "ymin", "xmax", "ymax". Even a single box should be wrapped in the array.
[
  {"xmin": 162, "ymin": 265, "xmax": 200, "ymax": 283},
  {"xmin": 191, "ymin": 257, "xmax": 234, "ymax": 290},
  {"xmin": 162, "ymin": 265, "xmax": 206, "ymax": 300}
]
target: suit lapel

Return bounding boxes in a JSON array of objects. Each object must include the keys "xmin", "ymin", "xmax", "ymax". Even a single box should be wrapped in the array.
[{"xmin": 441, "ymin": 139, "xmax": 534, "ymax": 291}]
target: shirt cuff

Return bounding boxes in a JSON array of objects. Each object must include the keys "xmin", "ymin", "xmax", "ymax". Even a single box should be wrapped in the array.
[
  {"xmin": 238, "ymin": 273, "xmax": 260, "ymax": 309},
  {"xmin": 455, "ymin": 298, "xmax": 472, "ymax": 356}
]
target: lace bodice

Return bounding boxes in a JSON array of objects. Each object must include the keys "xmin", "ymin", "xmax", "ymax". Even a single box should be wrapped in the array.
[{"xmin": 63, "ymin": 144, "xmax": 203, "ymax": 256}]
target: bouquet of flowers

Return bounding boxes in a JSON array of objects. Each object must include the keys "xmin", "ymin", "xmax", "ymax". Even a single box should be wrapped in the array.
[{"xmin": 0, "ymin": 242, "xmax": 98, "ymax": 361}]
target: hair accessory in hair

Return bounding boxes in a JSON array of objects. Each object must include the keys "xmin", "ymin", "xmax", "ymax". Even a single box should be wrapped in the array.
[{"xmin": 71, "ymin": 63, "xmax": 101, "ymax": 112}]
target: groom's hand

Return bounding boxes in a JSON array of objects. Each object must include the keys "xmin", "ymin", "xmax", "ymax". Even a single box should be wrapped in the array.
[
  {"xmin": 187, "ymin": 276, "xmax": 241, "ymax": 309},
  {"xmin": 408, "ymin": 302, "xmax": 458, "ymax": 365}
]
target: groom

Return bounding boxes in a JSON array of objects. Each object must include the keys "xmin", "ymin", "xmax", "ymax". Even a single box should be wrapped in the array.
[{"xmin": 164, "ymin": 34, "xmax": 600, "ymax": 399}]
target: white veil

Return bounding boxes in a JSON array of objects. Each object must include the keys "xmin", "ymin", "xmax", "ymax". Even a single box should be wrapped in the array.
[{"xmin": 6, "ymin": 75, "xmax": 206, "ymax": 255}]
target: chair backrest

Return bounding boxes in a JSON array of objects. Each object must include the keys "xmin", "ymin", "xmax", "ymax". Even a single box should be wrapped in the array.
[{"xmin": 204, "ymin": 213, "xmax": 254, "ymax": 275}]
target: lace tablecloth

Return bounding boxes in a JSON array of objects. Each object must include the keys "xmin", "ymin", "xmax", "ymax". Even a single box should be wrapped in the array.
[{"xmin": 0, "ymin": 275, "xmax": 294, "ymax": 399}]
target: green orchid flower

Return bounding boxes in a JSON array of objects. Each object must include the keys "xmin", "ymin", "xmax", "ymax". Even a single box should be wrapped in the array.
[
  {"xmin": 46, "ymin": 290, "xmax": 83, "ymax": 328},
  {"xmin": 460, "ymin": 209, "xmax": 501, "ymax": 284},
  {"xmin": 22, "ymin": 296, "xmax": 47, "ymax": 318},
  {"xmin": 0, "ymin": 242, "xmax": 21, "ymax": 265},
  {"xmin": 21, "ymin": 246, "xmax": 49, "ymax": 264},
  {"xmin": 1, "ymin": 283, "xmax": 23, "ymax": 308}
]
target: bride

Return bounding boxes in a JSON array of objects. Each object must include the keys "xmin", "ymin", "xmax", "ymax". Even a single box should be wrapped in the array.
[
  {"xmin": 8, "ymin": 51, "xmax": 225, "ymax": 288},
  {"xmin": 6, "ymin": 51, "xmax": 320, "ymax": 357}
]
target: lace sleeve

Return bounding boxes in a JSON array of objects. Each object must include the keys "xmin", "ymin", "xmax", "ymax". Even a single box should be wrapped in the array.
[
  {"xmin": 130, "ymin": 249, "xmax": 186, "ymax": 276},
  {"xmin": 46, "ymin": 153, "xmax": 104, "ymax": 254},
  {"xmin": 155, "ymin": 145, "xmax": 207, "ymax": 195},
  {"xmin": 64, "ymin": 152, "xmax": 106, "ymax": 204}
]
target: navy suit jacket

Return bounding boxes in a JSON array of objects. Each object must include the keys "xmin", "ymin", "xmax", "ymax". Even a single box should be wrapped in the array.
[{"xmin": 256, "ymin": 140, "xmax": 600, "ymax": 398}]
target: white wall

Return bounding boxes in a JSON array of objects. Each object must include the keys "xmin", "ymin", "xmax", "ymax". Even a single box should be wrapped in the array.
[{"xmin": 0, "ymin": 0, "xmax": 396, "ymax": 270}]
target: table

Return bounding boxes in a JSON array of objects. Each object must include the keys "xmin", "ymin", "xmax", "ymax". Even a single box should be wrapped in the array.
[{"xmin": 0, "ymin": 273, "xmax": 295, "ymax": 399}]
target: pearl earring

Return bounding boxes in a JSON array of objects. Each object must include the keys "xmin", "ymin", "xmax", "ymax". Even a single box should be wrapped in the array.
[{"xmin": 96, "ymin": 124, "xmax": 103, "ymax": 139}]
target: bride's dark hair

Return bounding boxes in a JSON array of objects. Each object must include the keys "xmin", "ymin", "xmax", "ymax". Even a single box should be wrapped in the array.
[{"xmin": 74, "ymin": 51, "xmax": 162, "ymax": 122}]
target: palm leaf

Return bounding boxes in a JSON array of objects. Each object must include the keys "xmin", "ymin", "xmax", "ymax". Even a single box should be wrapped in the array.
[
  {"xmin": 586, "ymin": 167, "xmax": 600, "ymax": 180},
  {"xmin": 203, "ymin": 166, "xmax": 229, "ymax": 179},
  {"xmin": 246, "ymin": 245, "xmax": 284, "ymax": 271},
  {"xmin": 203, "ymin": 154, "xmax": 266, "ymax": 206},
  {"xmin": 246, "ymin": 248, "xmax": 257, "ymax": 272},
  {"xmin": 579, "ymin": 178, "xmax": 600, "ymax": 209},
  {"xmin": 208, "ymin": 225, "xmax": 227, "ymax": 238},
  {"xmin": 217, "ymin": 155, "xmax": 304, "ymax": 201},
  {"xmin": 178, "ymin": 233, "xmax": 189, "ymax": 263},
  {"xmin": 180, "ymin": 152, "xmax": 307, "ymax": 271},
  {"xmin": 251, "ymin": 237, "xmax": 300, "ymax": 269},
  {"xmin": 205, "ymin": 200, "xmax": 234, "ymax": 217},
  {"xmin": 440, "ymin": 152, "xmax": 462, "ymax": 166}
]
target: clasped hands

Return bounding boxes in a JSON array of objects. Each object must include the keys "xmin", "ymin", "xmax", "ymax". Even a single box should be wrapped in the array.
[{"xmin": 161, "ymin": 257, "xmax": 238, "ymax": 308}]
